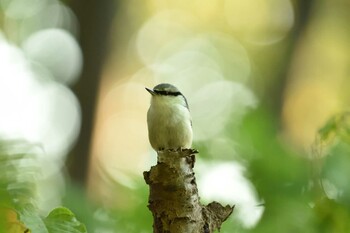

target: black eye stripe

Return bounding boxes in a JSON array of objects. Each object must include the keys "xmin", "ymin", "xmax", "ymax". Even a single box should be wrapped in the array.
[
  {"xmin": 154, "ymin": 89, "xmax": 190, "ymax": 110},
  {"xmin": 154, "ymin": 90, "xmax": 182, "ymax": 96}
]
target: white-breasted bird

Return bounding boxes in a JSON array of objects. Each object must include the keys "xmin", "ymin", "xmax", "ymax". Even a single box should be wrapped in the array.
[{"xmin": 146, "ymin": 83, "xmax": 193, "ymax": 151}]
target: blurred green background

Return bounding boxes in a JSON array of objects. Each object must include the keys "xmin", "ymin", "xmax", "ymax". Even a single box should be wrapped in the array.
[{"xmin": 0, "ymin": 0, "xmax": 350, "ymax": 232}]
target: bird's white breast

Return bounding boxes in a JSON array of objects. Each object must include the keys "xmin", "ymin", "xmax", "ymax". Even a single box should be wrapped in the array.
[{"xmin": 147, "ymin": 95, "xmax": 193, "ymax": 150}]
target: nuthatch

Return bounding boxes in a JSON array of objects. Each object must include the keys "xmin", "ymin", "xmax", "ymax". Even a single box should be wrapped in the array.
[{"xmin": 146, "ymin": 83, "xmax": 193, "ymax": 151}]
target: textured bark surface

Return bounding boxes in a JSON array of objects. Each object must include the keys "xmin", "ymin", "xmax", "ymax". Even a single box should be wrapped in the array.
[{"xmin": 144, "ymin": 149, "xmax": 234, "ymax": 233}]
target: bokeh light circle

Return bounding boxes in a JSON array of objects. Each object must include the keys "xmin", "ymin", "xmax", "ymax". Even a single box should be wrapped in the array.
[
  {"xmin": 225, "ymin": 0, "xmax": 294, "ymax": 45},
  {"xmin": 22, "ymin": 28, "xmax": 82, "ymax": 85}
]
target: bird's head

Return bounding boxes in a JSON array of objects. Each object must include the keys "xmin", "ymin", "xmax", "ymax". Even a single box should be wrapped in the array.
[{"xmin": 146, "ymin": 83, "xmax": 189, "ymax": 109}]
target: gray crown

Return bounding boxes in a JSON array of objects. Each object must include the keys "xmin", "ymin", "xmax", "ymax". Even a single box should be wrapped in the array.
[{"xmin": 153, "ymin": 83, "xmax": 180, "ymax": 93}]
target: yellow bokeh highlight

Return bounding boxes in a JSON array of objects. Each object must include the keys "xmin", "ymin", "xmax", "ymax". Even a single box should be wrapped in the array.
[{"xmin": 282, "ymin": 2, "xmax": 350, "ymax": 150}]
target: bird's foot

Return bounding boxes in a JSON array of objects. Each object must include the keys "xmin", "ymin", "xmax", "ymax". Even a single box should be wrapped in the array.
[
  {"xmin": 157, "ymin": 147, "xmax": 165, "ymax": 152},
  {"xmin": 177, "ymin": 147, "xmax": 198, "ymax": 154}
]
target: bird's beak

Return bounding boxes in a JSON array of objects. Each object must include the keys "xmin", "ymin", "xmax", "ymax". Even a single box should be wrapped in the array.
[{"xmin": 145, "ymin": 87, "xmax": 156, "ymax": 96}]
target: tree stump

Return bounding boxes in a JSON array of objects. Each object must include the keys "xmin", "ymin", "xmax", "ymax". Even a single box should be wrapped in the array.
[{"xmin": 143, "ymin": 149, "xmax": 234, "ymax": 233}]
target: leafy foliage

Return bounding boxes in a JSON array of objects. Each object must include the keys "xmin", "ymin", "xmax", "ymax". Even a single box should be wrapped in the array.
[
  {"xmin": 44, "ymin": 207, "xmax": 87, "ymax": 233},
  {"xmin": 218, "ymin": 110, "xmax": 350, "ymax": 233},
  {"xmin": 0, "ymin": 141, "xmax": 86, "ymax": 233},
  {"xmin": 318, "ymin": 112, "xmax": 350, "ymax": 144}
]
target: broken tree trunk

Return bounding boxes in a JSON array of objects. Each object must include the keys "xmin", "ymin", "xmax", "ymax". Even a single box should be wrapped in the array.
[{"xmin": 143, "ymin": 149, "xmax": 234, "ymax": 233}]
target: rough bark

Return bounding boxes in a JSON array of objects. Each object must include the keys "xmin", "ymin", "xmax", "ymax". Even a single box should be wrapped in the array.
[{"xmin": 143, "ymin": 149, "xmax": 234, "ymax": 233}]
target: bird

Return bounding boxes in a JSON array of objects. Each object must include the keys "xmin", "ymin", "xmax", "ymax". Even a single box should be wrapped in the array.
[{"xmin": 146, "ymin": 83, "xmax": 193, "ymax": 151}]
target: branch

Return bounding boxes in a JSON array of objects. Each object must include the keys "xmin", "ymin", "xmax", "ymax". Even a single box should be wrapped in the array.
[{"xmin": 144, "ymin": 149, "xmax": 234, "ymax": 233}]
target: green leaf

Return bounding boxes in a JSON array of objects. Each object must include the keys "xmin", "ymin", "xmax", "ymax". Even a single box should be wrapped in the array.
[
  {"xmin": 0, "ymin": 141, "xmax": 40, "ymax": 210},
  {"xmin": 318, "ymin": 112, "xmax": 350, "ymax": 144},
  {"xmin": 44, "ymin": 207, "xmax": 87, "ymax": 233},
  {"xmin": 18, "ymin": 206, "xmax": 49, "ymax": 233},
  {"xmin": 318, "ymin": 116, "xmax": 338, "ymax": 142}
]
